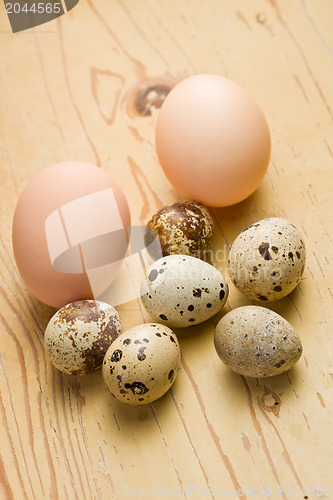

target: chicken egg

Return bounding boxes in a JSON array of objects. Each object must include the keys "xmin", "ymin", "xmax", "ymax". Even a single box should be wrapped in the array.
[
  {"xmin": 155, "ymin": 74, "xmax": 271, "ymax": 207},
  {"xmin": 12, "ymin": 162, "xmax": 130, "ymax": 308}
]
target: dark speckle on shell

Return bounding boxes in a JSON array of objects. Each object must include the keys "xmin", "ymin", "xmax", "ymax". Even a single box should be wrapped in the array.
[
  {"xmin": 148, "ymin": 269, "xmax": 158, "ymax": 282},
  {"xmin": 258, "ymin": 295, "xmax": 268, "ymax": 301},
  {"xmin": 258, "ymin": 243, "xmax": 272, "ymax": 260},
  {"xmin": 110, "ymin": 349, "xmax": 123, "ymax": 362},
  {"xmin": 242, "ymin": 223, "xmax": 261, "ymax": 232},
  {"xmin": 124, "ymin": 382, "xmax": 149, "ymax": 395}
]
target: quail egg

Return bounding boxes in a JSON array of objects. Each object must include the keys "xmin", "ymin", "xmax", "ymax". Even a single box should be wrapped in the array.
[
  {"xmin": 102, "ymin": 323, "xmax": 181, "ymax": 405},
  {"xmin": 228, "ymin": 218, "xmax": 306, "ymax": 301},
  {"xmin": 44, "ymin": 300, "xmax": 122, "ymax": 375},
  {"xmin": 140, "ymin": 254, "xmax": 228, "ymax": 328},
  {"xmin": 144, "ymin": 200, "xmax": 213, "ymax": 259},
  {"xmin": 214, "ymin": 306, "xmax": 303, "ymax": 377}
]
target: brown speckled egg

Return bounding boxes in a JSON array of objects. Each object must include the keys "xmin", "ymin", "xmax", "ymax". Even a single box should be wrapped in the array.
[
  {"xmin": 140, "ymin": 255, "xmax": 228, "ymax": 328},
  {"xmin": 44, "ymin": 300, "xmax": 122, "ymax": 375},
  {"xmin": 144, "ymin": 201, "xmax": 213, "ymax": 258},
  {"xmin": 214, "ymin": 306, "xmax": 303, "ymax": 377},
  {"xmin": 102, "ymin": 323, "xmax": 180, "ymax": 405},
  {"xmin": 228, "ymin": 218, "xmax": 306, "ymax": 302}
]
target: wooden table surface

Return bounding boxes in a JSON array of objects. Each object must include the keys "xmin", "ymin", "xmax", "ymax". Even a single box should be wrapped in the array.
[{"xmin": 1, "ymin": 1, "xmax": 333, "ymax": 499}]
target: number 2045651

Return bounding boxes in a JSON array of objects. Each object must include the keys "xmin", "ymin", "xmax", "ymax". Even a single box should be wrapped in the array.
[{"xmin": 5, "ymin": 3, "xmax": 62, "ymax": 14}]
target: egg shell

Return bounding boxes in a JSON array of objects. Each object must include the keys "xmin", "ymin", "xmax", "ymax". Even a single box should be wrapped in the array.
[
  {"xmin": 145, "ymin": 200, "xmax": 214, "ymax": 259},
  {"xmin": 102, "ymin": 323, "xmax": 181, "ymax": 405},
  {"xmin": 44, "ymin": 300, "xmax": 123, "ymax": 375},
  {"xmin": 228, "ymin": 218, "xmax": 306, "ymax": 302},
  {"xmin": 140, "ymin": 255, "xmax": 228, "ymax": 328},
  {"xmin": 12, "ymin": 162, "xmax": 131, "ymax": 309},
  {"xmin": 214, "ymin": 306, "xmax": 303, "ymax": 377},
  {"xmin": 155, "ymin": 74, "xmax": 271, "ymax": 207}
]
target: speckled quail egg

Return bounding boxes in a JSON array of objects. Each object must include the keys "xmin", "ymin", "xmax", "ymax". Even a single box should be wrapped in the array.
[
  {"xmin": 140, "ymin": 254, "xmax": 228, "ymax": 328},
  {"xmin": 102, "ymin": 323, "xmax": 181, "ymax": 405},
  {"xmin": 144, "ymin": 200, "xmax": 213, "ymax": 259},
  {"xmin": 214, "ymin": 306, "xmax": 303, "ymax": 377},
  {"xmin": 228, "ymin": 218, "xmax": 306, "ymax": 302},
  {"xmin": 44, "ymin": 300, "xmax": 123, "ymax": 375}
]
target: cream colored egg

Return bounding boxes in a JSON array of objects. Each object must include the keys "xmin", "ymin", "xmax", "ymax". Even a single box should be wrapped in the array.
[
  {"xmin": 228, "ymin": 218, "xmax": 306, "ymax": 302},
  {"xmin": 214, "ymin": 306, "xmax": 303, "ymax": 377},
  {"xmin": 102, "ymin": 323, "xmax": 181, "ymax": 405},
  {"xmin": 44, "ymin": 300, "xmax": 123, "ymax": 375},
  {"xmin": 140, "ymin": 255, "xmax": 228, "ymax": 328}
]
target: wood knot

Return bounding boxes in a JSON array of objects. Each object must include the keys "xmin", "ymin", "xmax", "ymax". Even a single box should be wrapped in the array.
[
  {"xmin": 126, "ymin": 78, "xmax": 176, "ymax": 117},
  {"xmin": 135, "ymin": 83, "xmax": 171, "ymax": 116},
  {"xmin": 256, "ymin": 13, "xmax": 266, "ymax": 24},
  {"xmin": 258, "ymin": 385, "xmax": 282, "ymax": 417}
]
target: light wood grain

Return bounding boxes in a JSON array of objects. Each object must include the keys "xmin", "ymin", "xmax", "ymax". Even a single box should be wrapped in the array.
[{"xmin": 1, "ymin": 1, "xmax": 333, "ymax": 499}]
